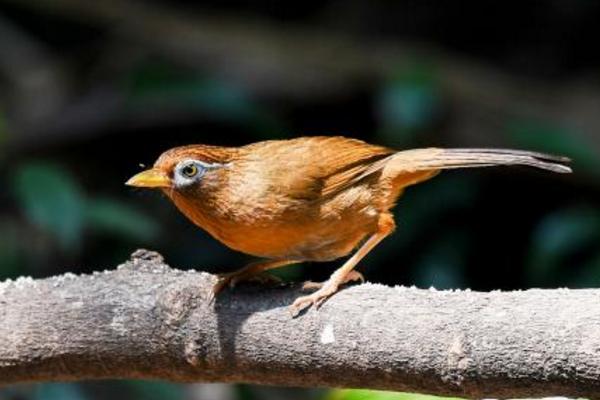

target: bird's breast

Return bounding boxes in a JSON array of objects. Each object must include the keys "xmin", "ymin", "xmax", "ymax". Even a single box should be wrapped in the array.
[{"xmin": 170, "ymin": 185, "xmax": 383, "ymax": 261}]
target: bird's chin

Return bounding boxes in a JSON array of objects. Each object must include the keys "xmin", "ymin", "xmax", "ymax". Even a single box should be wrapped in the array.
[{"xmin": 160, "ymin": 186, "xmax": 178, "ymax": 199}]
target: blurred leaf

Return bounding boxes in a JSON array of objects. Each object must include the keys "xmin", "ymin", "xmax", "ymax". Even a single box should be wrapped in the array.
[
  {"xmin": 33, "ymin": 383, "xmax": 87, "ymax": 400},
  {"xmin": 575, "ymin": 253, "xmax": 600, "ymax": 287},
  {"xmin": 0, "ymin": 220, "xmax": 22, "ymax": 279},
  {"xmin": 327, "ymin": 389, "xmax": 463, "ymax": 400},
  {"xmin": 507, "ymin": 119, "xmax": 600, "ymax": 171},
  {"xmin": 126, "ymin": 63, "xmax": 284, "ymax": 135},
  {"xmin": 269, "ymin": 261, "xmax": 303, "ymax": 281},
  {"xmin": 126, "ymin": 380, "xmax": 184, "ymax": 400},
  {"xmin": 378, "ymin": 83, "xmax": 439, "ymax": 129},
  {"xmin": 392, "ymin": 174, "xmax": 478, "ymax": 251},
  {"xmin": 412, "ymin": 231, "xmax": 468, "ymax": 289},
  {"xmin": 12, "ymin": 162, "xmax": 85, "ymax": 253},
  {"xmin": 127, "ymin": 63, "xmax": 244, "ymax": 114},
  {"xmin": 85, "ymin": 197, "xmax": 159, "ymax": 242},
  {"xmin": 376, "ymin": 64, "xmax": 441, "ymax": 145},
  {"xmin": 527, "ymin": 205, "xmax": 600, "ymax": 284}
]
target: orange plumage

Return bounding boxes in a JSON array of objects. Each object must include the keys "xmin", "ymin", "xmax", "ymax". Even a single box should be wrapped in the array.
[{"xmin": 126, "ymin": 136, "xmax": 571, "ymax": 315}]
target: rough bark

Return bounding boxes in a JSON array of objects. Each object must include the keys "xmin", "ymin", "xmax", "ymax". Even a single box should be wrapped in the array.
[{"xmin": 1, "ymin": 249, "xmax": 599, "ymax": 399}]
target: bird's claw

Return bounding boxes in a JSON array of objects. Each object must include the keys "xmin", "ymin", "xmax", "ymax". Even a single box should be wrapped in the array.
[
  {"xmin": 290, "ymin": 283, "xmax": 338, "ymax": 317},
  {"xmin": 292, "ymin": 270, "xmax": 365, "ymax": 316}
]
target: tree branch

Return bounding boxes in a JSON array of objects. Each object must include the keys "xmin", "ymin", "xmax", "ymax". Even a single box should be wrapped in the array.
[{"xmin": 1, "ymin": 249, "xmax": 599, "ymax": 398}]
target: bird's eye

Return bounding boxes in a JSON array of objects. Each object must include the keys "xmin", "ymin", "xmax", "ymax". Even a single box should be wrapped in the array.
[{"xmin": 181, "ymin": 164, "xmax": 198, "ymax": 178}]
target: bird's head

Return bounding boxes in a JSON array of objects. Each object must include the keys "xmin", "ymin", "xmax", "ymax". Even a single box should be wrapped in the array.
[{"xmin": 125, "ymin": 144, "xmax": 235, "ymax": 199}]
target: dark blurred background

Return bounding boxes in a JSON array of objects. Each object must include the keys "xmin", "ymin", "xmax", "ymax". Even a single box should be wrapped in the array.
[{"xmin": 1, "ymin": 1, "xmax": 599, "ymax": 400}]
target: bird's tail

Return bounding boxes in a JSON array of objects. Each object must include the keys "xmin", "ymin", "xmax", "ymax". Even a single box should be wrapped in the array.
[{"xmin": 383, "ymin": 148, "xmax": 572, "ymax": 175}]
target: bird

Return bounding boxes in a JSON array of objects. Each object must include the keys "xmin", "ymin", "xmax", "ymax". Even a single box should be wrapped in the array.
[{"xmin": 126, "ymin": 136, "xmax": 571, "ymax": 315}]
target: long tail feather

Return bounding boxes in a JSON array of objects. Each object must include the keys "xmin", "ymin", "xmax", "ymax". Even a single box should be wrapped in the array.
[{"xmin": 384, "ymin": 148, "xmax": 572, "ymax": 174}]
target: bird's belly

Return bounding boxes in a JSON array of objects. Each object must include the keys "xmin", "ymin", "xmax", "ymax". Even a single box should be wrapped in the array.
[
  {"xmin": 211, "ymin": 209, "xmax": 378, "ymax": 261},
  {"xmin": 218, "ymin": 224, "xmax": 370, "ymax": 261}
]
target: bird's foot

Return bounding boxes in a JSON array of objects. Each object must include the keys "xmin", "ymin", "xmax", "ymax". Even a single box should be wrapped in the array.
[
  {"xmin": 290, "ymin": 281, "xmax": 339, "ymax": 317},
  {"xmin": 209, "ymin": 271, "xmax": 281, "ymax": 302},
  {"xmin": 291, "ymin": 270, "xmax": 364, "ymax": 316},
  {"xmin": 301, "ymin": 270, "xmax": 364, "ymax": 291}
]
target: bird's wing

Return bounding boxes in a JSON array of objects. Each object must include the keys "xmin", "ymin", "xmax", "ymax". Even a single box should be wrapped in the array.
[
  {"xmin": 318, "ymin": 139, "xmax": 394, "ymax": 198},
  {"xmin": 243, "ymin": 136, "xmax": 394, "ymax": 201}
]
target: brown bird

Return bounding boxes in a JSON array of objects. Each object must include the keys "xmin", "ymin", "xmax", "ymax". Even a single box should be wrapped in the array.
[{"xmin": 126, "ymin": 136, "xmax": 571, "ymax": 315}]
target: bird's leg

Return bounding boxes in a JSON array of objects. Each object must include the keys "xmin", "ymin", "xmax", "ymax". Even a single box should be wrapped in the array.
[
  {"xmin": 211, "ymin": 259, "xmax": 297, "ymax": 300},
  {"xmin": 301, "ymin": 270, "xmax": 365, "ymax": 290},
  {"xmin": 290, "ymin": 213, "xmax": 395, "ymax": 316}
]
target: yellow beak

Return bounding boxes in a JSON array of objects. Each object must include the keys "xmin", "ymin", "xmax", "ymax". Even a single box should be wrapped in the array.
[{"xmin": 125, "ymin": 168, "xmax": 171, "ymax": 188}]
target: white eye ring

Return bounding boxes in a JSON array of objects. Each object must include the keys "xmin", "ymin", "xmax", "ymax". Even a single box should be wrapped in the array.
[
  {"xmin": 175, "ymin": 160, "xmax": 206, "ymax": 181},
  {"xmin": 173, "ymin": 159, "xmax": 226, "ymax": 188},
  {"xmin": 181, "ymin": 163, "xmax": 199, "ymax": 178}
]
